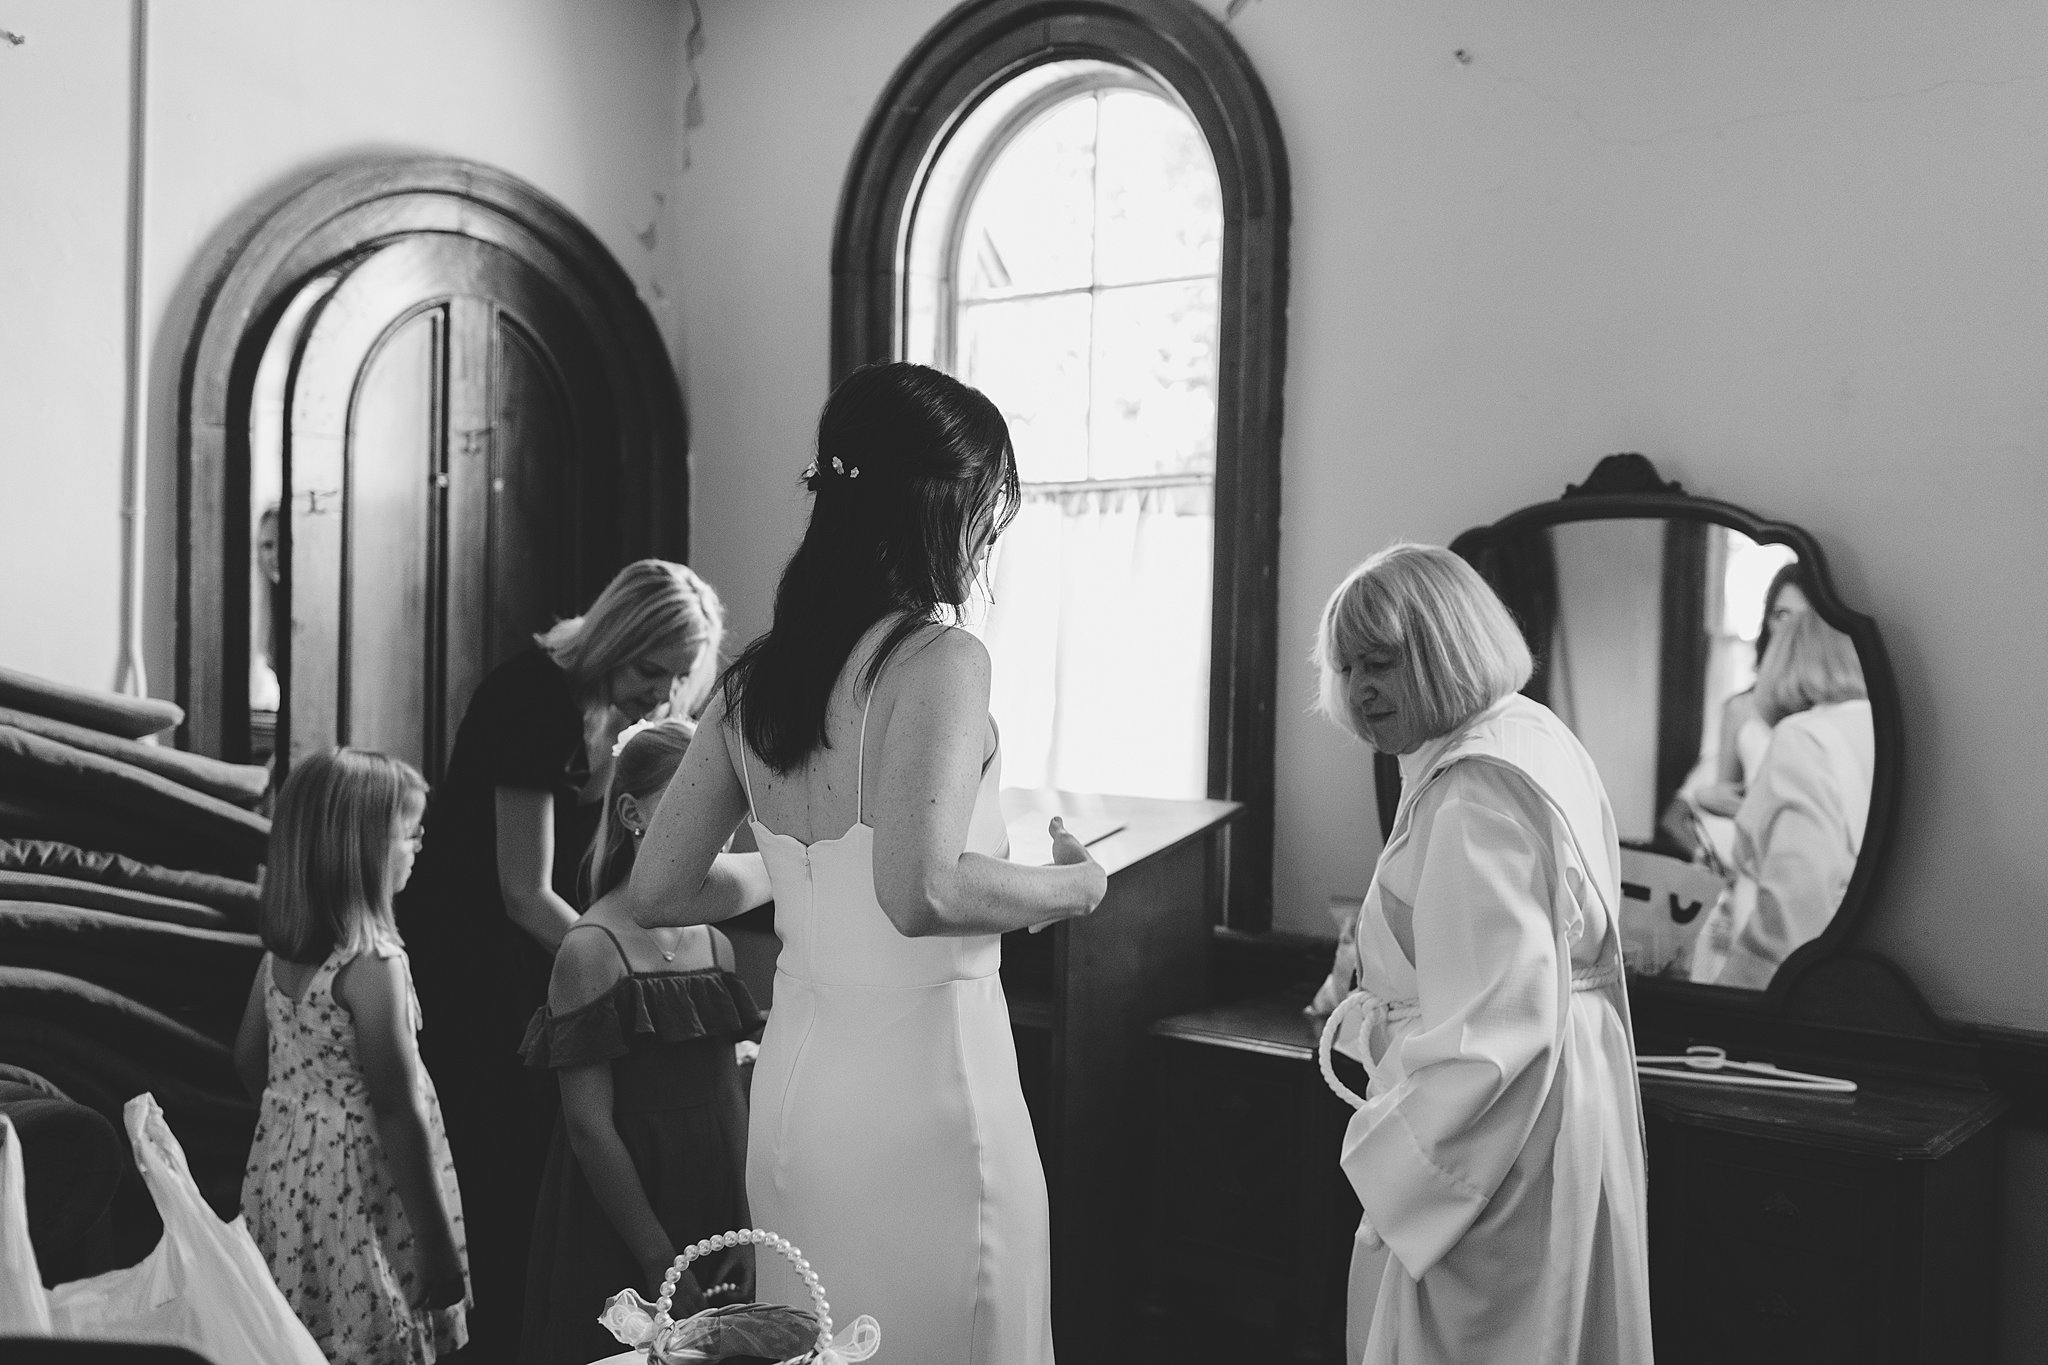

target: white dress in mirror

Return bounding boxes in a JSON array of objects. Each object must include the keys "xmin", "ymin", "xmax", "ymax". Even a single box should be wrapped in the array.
[
  {"xmin": 1330, "ymin": 694, "xmax": 1652, "ymax": 1364},
  {"xmin": 738, "ymin": 643, "xmax": 1052, "ymax": 1365}
]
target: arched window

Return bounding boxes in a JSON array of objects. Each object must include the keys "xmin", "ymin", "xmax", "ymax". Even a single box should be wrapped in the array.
[
  {"xmin": 905, "ymin": 62, "xmax": 1222, "ymax": 800},
  {"xmin": 835, "ymin": 0, "xmax": 1288, "ymax": 925}
]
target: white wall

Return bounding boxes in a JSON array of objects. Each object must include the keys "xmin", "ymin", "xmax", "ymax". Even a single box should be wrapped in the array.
[
  {"xmin": 7, "ymin": 0, "xmax": 2038, "ymax": 1029},
  {"xmin": 673, "ymin": 0, "xmax": 2048, "ymax": 1040},
  {"xmin": 0, "ymin": 0, "xmax": 688, "ymax": 696},
  {"xmin": 0, "ymin": 2, "xmax": 134, "ymax": 688}
]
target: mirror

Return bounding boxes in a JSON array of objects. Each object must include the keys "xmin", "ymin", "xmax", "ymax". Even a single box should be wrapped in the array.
[{"xmin": 1376, "ymin": 454, "xmax": 1900, "ymax": 998}]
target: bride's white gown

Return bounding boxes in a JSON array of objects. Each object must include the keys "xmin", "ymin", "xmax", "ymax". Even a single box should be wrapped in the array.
[{"xmin": 739, "ymin": 688, "xmax": 1054, "ymax": 1365}]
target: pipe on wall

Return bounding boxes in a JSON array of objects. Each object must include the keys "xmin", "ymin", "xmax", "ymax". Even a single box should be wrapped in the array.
[{"xmin": 114, "ymin": 0, "xmax": 150, "ymax": 704}]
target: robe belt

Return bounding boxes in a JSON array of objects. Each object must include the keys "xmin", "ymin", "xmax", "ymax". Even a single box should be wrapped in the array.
[{"xmin": 1318, "ymin": 957, "xmax": 1624, "ymax": 1111}]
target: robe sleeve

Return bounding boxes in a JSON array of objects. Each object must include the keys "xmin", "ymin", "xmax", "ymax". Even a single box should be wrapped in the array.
[
  {"xmin": 1719, "ymin": 722, "xmax": 1853, "ymax": 989},
  {"xmin": 1338, "ymin": 765, "xmax": 1566, "ymax": 1280}
]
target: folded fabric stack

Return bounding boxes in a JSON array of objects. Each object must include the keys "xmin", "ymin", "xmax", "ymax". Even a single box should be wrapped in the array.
[{"xmin": 0, "ymin": 666, "xmax": 268, "ymax": 1245}]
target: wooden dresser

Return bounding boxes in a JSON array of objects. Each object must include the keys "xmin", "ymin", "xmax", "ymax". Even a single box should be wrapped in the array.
[
  {"xmin": 1137, "ymin": 977, "xmax": 2008, "ymax": 1365},
  {"xmin": 999, "ymin": 788, "xmax": 1240, "ymax": 1365},
  {"xmin": 1641, "ymin": 1067, "xmax": 2003, "ymax": 1364},
  {"xmin": 1138, "ymin": 994, "xmax": 1360, "ymax": 1365}
]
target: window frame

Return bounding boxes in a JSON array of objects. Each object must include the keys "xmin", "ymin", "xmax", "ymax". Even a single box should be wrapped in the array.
[
  {"xmin": 935, "ymin": 66, "xmax": 1181, "ymax": 376},
  {"xmin": 832, "ymin": 0, "xmax": 1290, "ymax": 928}
]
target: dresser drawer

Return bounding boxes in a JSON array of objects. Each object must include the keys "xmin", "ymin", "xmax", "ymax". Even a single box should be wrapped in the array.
[
  {"xmin": 1142, "ymin": 1014, "xmax": 1361, "ymax": 1365},
  {"xmin": 1644, "ymin": 1090, "xmax": 2001, "ymax": 1365},
  {"xmin": 1692, "ymin": 1147, "xmax": 1887, "ymax": 1258},
  {"xmin": 1150, "ymin": 1038, "xmax": 1307, "ymax": 1256}
]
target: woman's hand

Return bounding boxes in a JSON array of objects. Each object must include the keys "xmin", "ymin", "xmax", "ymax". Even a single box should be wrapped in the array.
[
  {"xmin": 654, "ymin": 1260, "xmax": 706, "ymax": 1313},
  {"xmin": 1694, "ymin": 780, "xmax": 1744, "ymax": 819},
  {"xmin": 1047, "ymin": 817, "xmax": 1108, "ymax": 915},
  {"xmin": 412, "ymin": 1256, "xmax": 467, "ymax": 1312}
]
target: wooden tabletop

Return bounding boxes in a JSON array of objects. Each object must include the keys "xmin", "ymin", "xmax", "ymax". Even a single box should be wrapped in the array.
[
  {"xmin": 1150, "ymin": 991, "xmax": 1326, "ymax": 1061},
  {"xmin": 1639, "ymin": 1069, "xmax": 2007, "ymax": 1160},
  {"xmin": 1152, "ymin": 993, "xmax": 2011, "ymax": 1162},
  {"xmin": 1000, "ymin": 787, "xmax": 1240, "ymax": 877}
]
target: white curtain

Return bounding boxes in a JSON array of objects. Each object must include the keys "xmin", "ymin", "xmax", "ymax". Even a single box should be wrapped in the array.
[{"xmin": 971, "ymin": 479, "xmax": 1212, "ymax": 799}]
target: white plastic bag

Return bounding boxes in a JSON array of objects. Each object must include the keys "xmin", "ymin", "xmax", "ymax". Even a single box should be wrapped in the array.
[
  {"xmin": 0, "ymin": 1113, "xmax": 54, "ymax": 1334},
  {"xmin": 44, "ymin": 1093, "xmax": 328, "ymax": 1365}
]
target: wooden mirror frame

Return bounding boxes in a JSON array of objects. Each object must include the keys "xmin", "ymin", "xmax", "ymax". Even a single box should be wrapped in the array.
[
  {"xmin": 831, "ymin": 0, "xmax": 1290, "ymax": 927},
  {"xmin": 177, "ymin": 155, "xmax": 689, "ymax": 760},
  {"xmin": 1373, "ymin": 453, "xmax": 1905, "ymax": 1012}
]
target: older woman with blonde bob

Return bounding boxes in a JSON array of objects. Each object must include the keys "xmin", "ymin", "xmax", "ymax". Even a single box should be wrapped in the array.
[
  {"xmin": 1312, "ymin": 543, "xmax": 1652, "ymax": 1365},
  {"xmin": 1711, "ymin": 608, "xmax": 1872, "ymax": 989}
]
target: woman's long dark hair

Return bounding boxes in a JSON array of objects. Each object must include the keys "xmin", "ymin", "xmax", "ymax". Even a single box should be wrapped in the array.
[{"xmin": 722, "ymin": 362, "xmax": 1020, "ymax": 772}]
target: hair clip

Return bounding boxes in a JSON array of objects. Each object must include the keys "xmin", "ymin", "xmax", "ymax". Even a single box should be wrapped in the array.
[
  {"xmin": 801, "ymin": 461, "xmax": 819, "ymax": 481},
  {"xmin": 831, "ymin": 457, "xmax": 846, "ymax": 476}
]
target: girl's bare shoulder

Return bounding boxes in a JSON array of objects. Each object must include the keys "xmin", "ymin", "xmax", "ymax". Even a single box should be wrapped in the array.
[
  {"xmin": 331, "ymin": 947, "xmax": 407, "ymax": 1018},
  {"xmin": 549, "ymin": 919, "xmax": 631, "ymax": 1011}
]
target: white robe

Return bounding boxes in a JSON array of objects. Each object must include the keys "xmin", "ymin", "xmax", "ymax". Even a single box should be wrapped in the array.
[
  {"xmin": 1715, "ymin": 699, "xmax": 1874, "ymax": 989},
  {"xmin": 1326, "ymin": 695, "xmax": 1653, "ymax": 1365}
]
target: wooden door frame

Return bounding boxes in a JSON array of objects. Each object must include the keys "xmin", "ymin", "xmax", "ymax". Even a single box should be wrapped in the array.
[{"xmin": 178, "ymin": 155, "xmax": 687, "ymax": 760}]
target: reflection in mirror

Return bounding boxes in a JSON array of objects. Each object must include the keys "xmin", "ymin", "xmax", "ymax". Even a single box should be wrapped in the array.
[{"xmin": 1489, "ymin": 520, "xmax": 1872, "ymax": 989}]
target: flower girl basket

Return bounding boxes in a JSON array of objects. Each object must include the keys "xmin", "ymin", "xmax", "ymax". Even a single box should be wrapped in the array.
[{"xmin": 593, "ymin": 1228, "xmax": 879, "ymax": 1365}]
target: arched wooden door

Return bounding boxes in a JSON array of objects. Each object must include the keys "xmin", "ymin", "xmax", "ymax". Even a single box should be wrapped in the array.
[
  {"xmin": 278, "ymin": 234, "xmax": 606, "ymax": 779},
  {"xmin": 178, "ymin": 157, "xmax": 689, "ymax": 767}
]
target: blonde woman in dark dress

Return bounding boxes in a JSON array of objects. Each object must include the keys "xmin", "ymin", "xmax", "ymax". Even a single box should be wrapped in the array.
[{"xmin": 397, "ymin": 559, "xmax": 727, "ymax": 1360}]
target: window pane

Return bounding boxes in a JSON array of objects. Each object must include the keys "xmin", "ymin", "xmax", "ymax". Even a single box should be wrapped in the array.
[
  {"xmin": 958, "ymin": 97, "xmax": 1098, "ymax": 300},
  {"xmin": 981, "ymin": 485, "xmax": 1213, "ymax": 799},
  {"xmin": 1094, "ymin": 90, "xmax": 1222, "ymax": 287},
  {"xmin": 959, "ymin": 293, "xmax": 1092, "ymax": 483},
  {"xmin": 1721, "ymin": 532, "xmax": 1800, "ymax": 642},
  {"xmin": 941, "ymin": 71, "xmax": 1226, "ymax": 804},
  {"xmin": 1088, "ymin": 279, "xmax": 1220, "ymax": 479}
]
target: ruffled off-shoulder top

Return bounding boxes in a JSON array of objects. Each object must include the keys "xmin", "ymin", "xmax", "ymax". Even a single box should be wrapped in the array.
[{"xmin": 520, "ymin": 967, "xmax": 763, "ymax": 1071}]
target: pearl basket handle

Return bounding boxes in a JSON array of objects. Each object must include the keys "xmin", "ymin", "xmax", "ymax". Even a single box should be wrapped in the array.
[{"xmin": 656, "ymin": 1227, "xmax": 835, "ymax": 1354}]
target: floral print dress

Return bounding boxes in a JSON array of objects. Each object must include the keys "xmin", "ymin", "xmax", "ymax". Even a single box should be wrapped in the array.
[{"xmin": 241, "ymin": 944, "xmax": 470, "ymax": 1365}]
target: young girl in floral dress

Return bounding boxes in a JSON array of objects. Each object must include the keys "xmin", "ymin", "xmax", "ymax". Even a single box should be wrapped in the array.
[{"xmin": 235, "ymin": 748, "xmax": 469, "ymax": 1365}]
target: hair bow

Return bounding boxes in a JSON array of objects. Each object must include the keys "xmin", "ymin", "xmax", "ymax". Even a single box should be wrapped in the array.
[{"xmin": 611, "ymin": 715, "xmax": 663, "ymax": 758}]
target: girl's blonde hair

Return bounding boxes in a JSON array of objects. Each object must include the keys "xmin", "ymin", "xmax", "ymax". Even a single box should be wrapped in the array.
[
  {"xmin": 1313, "ymin": 542, "xmax": 1533, "ymax": 744},
  {"xmin": 262, "ymin": 748, "xmax": 426, "ymax": 964},
  {"xmin": 581, "ymin": 718, "xmax": 694, "ymax": 906},
  {"xmin": 536, "ymin": 560, "xmax": 726, "ymax": 718},
  {"xmin": 1753, "ymin": 608, "xmax": 1865, "ymax": 726}
]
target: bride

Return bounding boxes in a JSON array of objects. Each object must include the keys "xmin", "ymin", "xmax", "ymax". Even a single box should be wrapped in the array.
[{"xmin": 597, "ymin": 361, "xmax": 1107, "ymax": 1364}]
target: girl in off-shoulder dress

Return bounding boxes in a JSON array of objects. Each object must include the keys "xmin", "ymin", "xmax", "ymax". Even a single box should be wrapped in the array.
[{"xmin": 518, "ymin": 718, "xmax": 763, "ymax": 1365}]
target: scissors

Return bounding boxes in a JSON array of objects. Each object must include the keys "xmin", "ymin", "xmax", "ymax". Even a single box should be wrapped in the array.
[{"xmin": 1635, "ymin": 1044, "xmax": 1857, "ymax": 1095}]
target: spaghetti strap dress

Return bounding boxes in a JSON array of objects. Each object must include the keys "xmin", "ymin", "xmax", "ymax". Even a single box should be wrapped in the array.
[
  {"xmin": 517, "ymin": 921, "xmax": 762, "ymax": 1365},
  {"xmin": 739, "ymin": 674, "xmax": 1053, "ymax": 1365},
  {"xmin": 240, "ymin": 945, "xmax": 469, "ymax": 1365}
]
